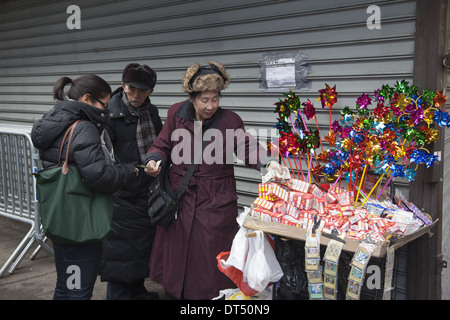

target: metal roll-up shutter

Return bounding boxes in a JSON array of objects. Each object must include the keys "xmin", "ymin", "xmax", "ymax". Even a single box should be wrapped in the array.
[
  {"xmin": 0, "ymin": 0, "xmax": 416, "ymax": 210},
  {"xmin": 0, "ymin": 0, "xmax": 420, "ymax": 300}
]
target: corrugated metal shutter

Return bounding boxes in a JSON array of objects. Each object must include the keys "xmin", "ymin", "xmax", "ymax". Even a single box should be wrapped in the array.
[
  {"xmin": 0, "ymin": 0, "xmax": 417, "ymax": 210},
  {"xmin": 0, "ymin": 0, "xmax": 418, "ymax": 300}
]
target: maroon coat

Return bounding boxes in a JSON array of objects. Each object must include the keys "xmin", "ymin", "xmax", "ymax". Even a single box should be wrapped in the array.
[{"xmin": 146, "ymin": 100, "xmax": 271, "ymax": 299}]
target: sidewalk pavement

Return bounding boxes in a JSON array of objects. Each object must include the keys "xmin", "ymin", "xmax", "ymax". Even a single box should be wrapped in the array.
[{"xmin": 0, "ymin": 215, "xmax": 166, "ymax": 300}]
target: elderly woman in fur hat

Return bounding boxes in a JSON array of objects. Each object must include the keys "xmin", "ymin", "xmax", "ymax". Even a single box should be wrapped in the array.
[{"xmin": 144, "ymin": 61, "xmax": 284, "ymax": 299}]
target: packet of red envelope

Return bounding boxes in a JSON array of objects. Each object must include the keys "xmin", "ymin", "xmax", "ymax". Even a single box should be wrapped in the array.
[{"xmin": 249, "ymin": 179, "xmax": 428, "ymax": 243}]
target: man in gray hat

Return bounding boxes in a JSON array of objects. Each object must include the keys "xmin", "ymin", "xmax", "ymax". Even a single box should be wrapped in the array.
[{"xmin": 100, "ymin": 63, "xmax": 163, "ymax": 300}]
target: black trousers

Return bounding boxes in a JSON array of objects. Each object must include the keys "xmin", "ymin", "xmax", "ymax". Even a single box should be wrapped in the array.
[{"xmin": 106, "ymin": 279, "xmax": 149, "ymax": 300}]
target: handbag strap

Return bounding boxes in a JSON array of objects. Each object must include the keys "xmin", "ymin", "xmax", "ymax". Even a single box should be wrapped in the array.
[
  {"xmin": 58, "ymin": 120, "xmax": 83, "ymax": 175},
  {"xmin": 175, "ymin": 109, "xmax": 222, "ymax": 198}
]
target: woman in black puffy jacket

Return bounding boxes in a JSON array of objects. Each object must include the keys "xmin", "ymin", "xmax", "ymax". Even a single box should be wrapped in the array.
[{"xmin": 31, "ymin": 74, "xmax": 139, "ymax": 300}]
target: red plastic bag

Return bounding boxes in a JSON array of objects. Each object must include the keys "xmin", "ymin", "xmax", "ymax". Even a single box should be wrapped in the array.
[
  {"xmin": 217, "ymin": 235, "xmax": 278, "ymax": 297},
  {"xmin": 217, "ymin": 251, "xmax": 259, "ymax": 297}
]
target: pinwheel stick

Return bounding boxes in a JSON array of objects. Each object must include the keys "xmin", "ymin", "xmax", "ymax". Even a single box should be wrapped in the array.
[
  {"xmin": 361, "ymin": 171, "xmax": 387, "ymax": 207},
  {"xmin": 354, "ymin": 161, "xmax": 368, "ymax": 208}
]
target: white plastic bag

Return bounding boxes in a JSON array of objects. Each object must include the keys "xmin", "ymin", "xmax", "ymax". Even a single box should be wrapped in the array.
[
  {"xmin": 222, "ymin": 207, "xmax": 251, "ymax": 270},
  {"xmin": 242, "ymin": 230, "xmax": 258, "ymax": 282},
  {"xmin": 246, "ymin": 231, "xmax": 272, "ymax": 292},
  {"xmin": 243, "ymin": 231, "xmax": 284, "ymax": 292},
  {"xmin": 222, "ymin": 226, "xmax": 249, "ymax": 270}
]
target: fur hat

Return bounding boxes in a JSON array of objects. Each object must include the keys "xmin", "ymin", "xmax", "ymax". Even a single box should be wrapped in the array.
[
  {"xmin": 122, "ymin": 63, "xmax": 157, "ymax": 90},
  {"xmin": 182, "ymin": 61, "xmax": 230, "ymax": 93}
]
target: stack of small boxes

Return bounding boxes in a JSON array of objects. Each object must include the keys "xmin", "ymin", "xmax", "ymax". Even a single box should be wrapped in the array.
[{"xmin": 251, "ymin": 179, "xmax": 408, "ymax": 242}]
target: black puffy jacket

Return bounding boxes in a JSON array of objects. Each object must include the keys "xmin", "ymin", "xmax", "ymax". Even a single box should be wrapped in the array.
[
  {"xmin": 102, "ymin": 88, "xmax": 163, "ymax": 198},
  {"xmin": 100, "ymin": 88, "xmax": 163, "ymax": 284},
  {"xmin": 31, "ymin": 100, "xmax": 137, "ymax": 194}
]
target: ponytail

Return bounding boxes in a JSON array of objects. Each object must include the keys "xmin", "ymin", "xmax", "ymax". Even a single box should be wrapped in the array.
[
  {"xmin": 52, "ymin": 74, "xmax": 112, "ymax": 102},
  {"xmin": 52, "ymin": 77, "xmax": 73, "ymax": 101}
]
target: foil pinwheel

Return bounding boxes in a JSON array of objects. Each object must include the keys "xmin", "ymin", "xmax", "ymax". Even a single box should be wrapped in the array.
[{"xmin": 272, "ymin": 81, "xmax": 449, "ymax": 205}]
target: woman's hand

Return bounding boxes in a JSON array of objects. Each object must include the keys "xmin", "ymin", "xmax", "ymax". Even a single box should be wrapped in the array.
[
  {"xmin": 143, "ymin": 160, "xmax": 162, "ymax": 177},
  {"xmin": 266, "ymin": 161, "xmax": 290, "ymax": 182},
  {"xmin": 267, "ymin": 161, "xmax": 284, "ymax": 175}
]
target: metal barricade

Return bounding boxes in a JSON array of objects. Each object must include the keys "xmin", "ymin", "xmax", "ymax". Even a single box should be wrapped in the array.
[{"xmin": 0, "ymin": 128, "xmax": 53, "ymax": 278}]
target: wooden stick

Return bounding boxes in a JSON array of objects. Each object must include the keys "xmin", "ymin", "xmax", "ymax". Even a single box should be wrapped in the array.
[
  {"xmin": 286, "ymin": 155, "xmax": 297, "ymax": 180},
  {"xmin": 354, "ymin": 161, "xmax": 368, "ymax": 208},
  {"xmin": 271, "ymin": 142, "xmax": 289, "ymax": 168},
  {"xmin": 295, "ymin": 154, "xmax": 306, "ymax": 181},
  {"xmin": 246, "ymin": 231, "xmax": 265, "ymax": 238},
  {"xmin": 361, "ymin": 172, "xmax": 386, "ymax": 208},
  {"xmin": 292, "ymin": 155, "xmax": 301, "ymax": 180},
  {"xmin": 376, "ymin": 172, "xmax": 393, "ymax": 201},
  {"xmin": 307, "ymin": 152, "xmax": 313, "ymax": 183}
]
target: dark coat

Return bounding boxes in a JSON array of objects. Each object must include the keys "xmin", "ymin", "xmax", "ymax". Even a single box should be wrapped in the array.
[
  {"xmin": 145, "ymin": 100, "xmax": 270, "ymax": 299},
  {"xmin": 31, "ymin": 99, "xmax": 137, "ymax": 195},
  {"xmin": 100, "ymin": 88, "xmax": 163, "ymax": 284}
]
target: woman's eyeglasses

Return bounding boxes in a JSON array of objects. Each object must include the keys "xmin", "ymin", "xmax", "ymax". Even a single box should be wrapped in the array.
[{"xmin": 89, "ymin": 95, "xmax": 108, "ymax": 109}]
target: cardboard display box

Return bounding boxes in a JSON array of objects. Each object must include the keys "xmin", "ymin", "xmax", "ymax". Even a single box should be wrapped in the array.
[{"xmin": 243, "ymin": 216, "xmax": 438, "ymax": 258}]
